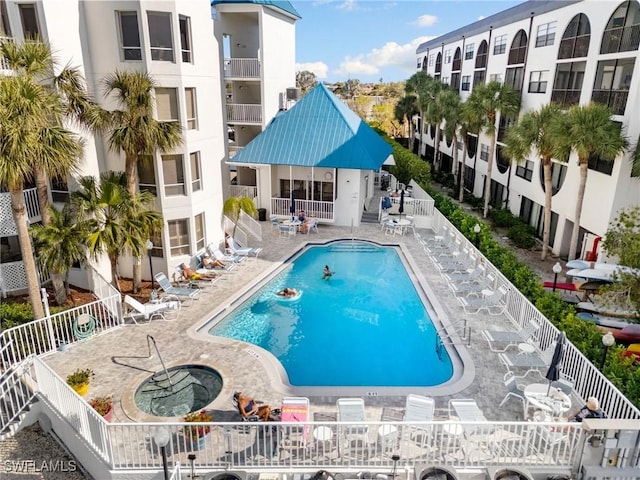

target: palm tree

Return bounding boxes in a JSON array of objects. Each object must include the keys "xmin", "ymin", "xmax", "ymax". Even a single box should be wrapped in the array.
[
  {"xmin": 405, "ymin": 72, "xmax": 433, "ymax": 158},
  {"xmin": 71, "ymin": 171, "xmax": 162, "ymax": 292},
  {"xmin": 223, "ymin": 196, "xmax": 258, "ymax": 238},
  {"xmin": 553, "ymin": 103, "xmax": 628, "ymax": 260},
  {"xmin": 503, "ymin": 104, "xmax": 564, "ymax": 260},
  {"xmin": 30, "ymin": 205, "xmax": 88, "ymax": 306},
  {"xmin": 101, "ymin": 70, "xmax": 182, "ymax": 291},
  {"xmin": 426, "ymin": 82, "xmax": 448, "ymax": 170},
  {"xmin": 440, "ymin": 89, "xmax": 462, "ymax": 183},
  {"xmin": 466, "ymin": 81, "xmax": 520, "ymax": 218},
  {"xmin": 394, "ymin": 94, "xmax": 418, "ymax": 150},
  {"xmin": 458, "ymin": 101, "xmax": 483, "ymax": 203},
  {"xmin": 632, "ymin": 136, "xmax": 640, "ymax": 177}
]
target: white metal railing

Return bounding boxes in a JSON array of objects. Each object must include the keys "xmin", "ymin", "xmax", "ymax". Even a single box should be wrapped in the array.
[
  {"xmin": 87, "ymin": 266, "xmax": 122, "ymax": 320},
  {"xmin": 223, "ymin": 58, "xmax": 260, "ymax": 78},
  {"xmin": 427, "ymin": 196, "xmax": 640, "ymax": 421},
  {"xmin": 169, "ymin": 463, "xmax": 181, "ymax": 480},
  {"xmin": 226, "ymin": 103, "xmax": 262, "ymax": 124},
  {"xmin": 229, "ymin": 185, "xmax": 257, "ymax": 199},
  {"xmin": 271, "ymin": 198, "xmax": 335, "ymax": 222},
  {"xmin": 238, "ymin": 209, "xmax": 262, "ymax": 242},
  {"xmin": 0, "ymin": 360, "xmax": 36, "ymax": 435},
  {"xmin": 223, "ymin": 215, "xmax": 248, "ymax": 247}
]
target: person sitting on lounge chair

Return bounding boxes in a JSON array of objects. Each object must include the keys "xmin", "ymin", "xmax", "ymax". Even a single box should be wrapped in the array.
[
  {"xmin": 179, "ymin": 263, "xmax": 218, "ymax": 280},
  {"xmin": 202, "ymin": 253, "xmax": 226, "ymax": 269},
  {"xmin": 233, "ymin": 392, "xmax": 274, "ymax": 421},
  {"xmin": 277, "ymin": 287, "xmax": 298, "ymax": 298}
]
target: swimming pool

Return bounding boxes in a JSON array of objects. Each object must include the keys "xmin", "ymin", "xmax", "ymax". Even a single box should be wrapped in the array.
[{"xmin": 208, "ymin": 241, "xmax": 453, "ymax": 387}]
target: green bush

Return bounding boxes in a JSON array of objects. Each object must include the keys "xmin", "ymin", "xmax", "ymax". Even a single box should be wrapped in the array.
[
  {"xmin": 507, "ymin": 223, "xmax": 536, "ymax": 249},
  {"xmin": 489, "ymin": 208, "xmax": 518, "ymax": 228},
  {"xmin": 1, "ymin": 300, "xmax": 64, "ymax": 330}
]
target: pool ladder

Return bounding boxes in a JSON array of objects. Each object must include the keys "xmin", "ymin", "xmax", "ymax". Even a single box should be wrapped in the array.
[
  {"xmin": 435, "ymin": 319, "xmax": 471, "ymax": 360},
  {"xmin": 146, "ymin": 335, "xmax": 173, "ymax": 389}
]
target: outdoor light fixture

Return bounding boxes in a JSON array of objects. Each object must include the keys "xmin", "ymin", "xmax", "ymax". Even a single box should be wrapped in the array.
[
  {"xmin": 153, "ymin": 427, "xmax": 171, "ymax": 480},
  {"xmin": 552, "ymin": 262, "xmax": 562, "ymax": 292},
  {"xmin": 601, "ymin": 331, "xmax": 615, "ymax": 369},
  {"xmin": 473, "ymin": 223, "xmax": 481, "ymax": 248},
  {"xmin": 146, "ymin": 240, "xmax": 155, "ymax": 291}
]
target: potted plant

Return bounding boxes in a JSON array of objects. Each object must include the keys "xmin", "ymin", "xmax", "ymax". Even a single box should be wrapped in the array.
[
  {"xmin": 66, "ymin": 368, "xmax": 94, "ymax": 396},
  {"xmin": 183, "ymin": 410, "xmax": 212, "ymax": 450},
  {"xmin": 89, "ymin": 395, "xmax": 114, "ymax": 422}
]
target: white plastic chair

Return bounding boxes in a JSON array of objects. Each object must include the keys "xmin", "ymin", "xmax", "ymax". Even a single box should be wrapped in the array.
[
  {"xmin": 499, "ymin": 373, "xmax": 527, "ymax": 418},
  {"xmin": 124, "ymin": 295, "xmax": 180, "ymax": 323}
]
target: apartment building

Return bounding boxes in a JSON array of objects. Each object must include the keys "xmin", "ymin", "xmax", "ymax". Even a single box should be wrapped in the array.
[
  {"xmin": 0, "ymin": 0, "xmax": 298, "ymax": 294},
  {"xmin": 416, "ymin": 0, "xmax": 640, "ymax": 259}
]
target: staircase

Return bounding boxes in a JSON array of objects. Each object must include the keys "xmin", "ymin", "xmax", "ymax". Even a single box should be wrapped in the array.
[
  {"xmin": 0, "ymin": 364, "xmax": 36, "ymax": 440},
  {"xmin": 361, "ymin": 211, "xmax": 379, "ymax": 224}
]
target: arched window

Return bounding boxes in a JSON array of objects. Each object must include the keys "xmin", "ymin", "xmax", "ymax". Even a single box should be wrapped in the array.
[
  {"xmin": 558, "ymin": 13, "xmax": 591, "ymax": 59},
  {"xmin": 601, "ymin": 1, "xmax": 640, "ymax": 54},
  {"xmin": 422, "ymin": 55, "xmax": 428, "ymax": 71},
  {"xmin": 452, "ymin": 47, "xmax": 462, "ymax": 71},
  {"xmin": 539, "ymin": 161, "xmax": 567, "ymax": 195},
  {"xmin": 508, "ymin": 30, "xmax": 528, "ymax": 64},
  {"xmin": 466, "ymin": 134, "xmax": 477, "ymax": 159},
  {"xmin": 435, "ymin": 52, "xmax": 442, "ymax": 73},
  {"xmin": 475, "ymin": 40, "xmax": 488, "ymax": 69},
  {"xmin": 496, "ymin": 145, "xmax": 510, "ymax": 174}
]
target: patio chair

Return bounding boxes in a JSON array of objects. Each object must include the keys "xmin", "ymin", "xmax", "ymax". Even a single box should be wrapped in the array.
[
  {"xmin": 498, "ymin": 342, "xmax": 556, "ymax": 378},
  {"xmin": 458, "ymin": 285, "xmax": 508, "ymax": 315},
  {"xmin": 425, "ymin": 232, "xmax": 456, "ymax": 254},
  {"xmin": 227, "ymin": 235, "xmax": 263, "ymax": 259},
  {"xmin": 305, "ymin": 217, "xmax": 319, "ymax": 235},
  {"xmin": 279, "ymin": 397, "xmax": 310, "ymax": 451},
  {"xmin": 435, "ymin": 250, "xmax": 474, "ymax": 272},
  {"xmin": 442, "ymin": 263, "xmax": 486, "ymax": 284},
  {"xmin": 481, "ymin": 321, "xmax": 540, "ymax": 352},
  {"xmin": 402, "ymin": 394, "xmax": 435, "ymax": 445},
  {"xmin": 384, "ymin": 221, "xmax": 403, "ymax": 237},
  {"xmin": 448, "ymin": 399, "xmax": 494, "ymax": 460},
  {"xmin": 154, "ymin": 272, "xmax": 201, "ymax": 303},
  {"xmin": 450, "ymin": 273, "xmax": 495, "ymax": 297},
  {"xmin": 123, "ymin": 295, "xmax": 180, "ymax": 323},
  {"xmin": 270, "ymin": 215, "xmax": 281, "ymax": 229},
  {"xmin": 336, "ymin": 398, "xmax": 369, "ymax": 454},
  {"xmin": 429, "ymin": 238, "xmax": 462, "ymax": 258},
  {"xmin": 279, "ymin": 224, "xmax": 295, "ymax": 238},
  {"xmin": 498, "ymin": 372, "xmax": 527, "ymax": 418},
  {"xmin": 174, "ymin": 265, "xmax": 220, "ymax": 288},
  {"xmin": 380, "ymin": 214, "xmax": 389, "ymax": 231},
  {"xmin": 208, "ymin": 243, "xmax": 247, "ymax": 264},
  {"xmin": 405, "ymin": 215, "xmax": 416, "ymax": 236},
  {"xmin": 422, "ymin": 225, "xmax": 449, "ymax": 246}
]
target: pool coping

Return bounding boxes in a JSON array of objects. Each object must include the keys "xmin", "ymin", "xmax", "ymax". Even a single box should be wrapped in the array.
[{"xmin": 191, "ymin": 238, "xmax": 475, "ymax": 399}]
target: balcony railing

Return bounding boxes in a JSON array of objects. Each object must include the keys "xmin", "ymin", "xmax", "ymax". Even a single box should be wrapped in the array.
[
  {"xmin": 228, "ymin": 145, "xmax": 243, "ymax": 159},
  {"xmin": 223, "ymin": 58, "xmax": 261, "ymax": 79},
  {"xmin": 0, "ymin": 188, "xmax": 42, "ymax": 236},
  {"xmin": 551, "ymin": 89, "xmax": 581, "ymax": 107},
  {"xmin": 271, "ymin": 197, "xmax": 334, "ymax": 222},
  {"xmin": 600, "ymin": 25, "xmax": 640, "ymax": 54},
  {"xmin": 226, "ymin": 103, "xmax": 262, "ymax": 124},
  {"xmin": 592, "ymin": 90, "xmax": 629, "ymax": 116}
]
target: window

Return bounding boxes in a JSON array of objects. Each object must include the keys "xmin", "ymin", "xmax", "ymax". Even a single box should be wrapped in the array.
[
  {"xmin": 452, "ymin": 47, "xmax": 462, "ymax": 71},
  {"xmin": 162, "ymin": 154, "xmax": 185, "ymax": 196},
  {"xmin": 463, "ymin": 167, "xmax": 475, "ymax": 192},
  {"xmin": 149, "ymin": 229, "xmax": 164, "ymax": 258},
  {"xmin": 190, "ymin": 152, "xmax": 201, "ymax": 192},
  {"xmin": 520, "ymin": 196, "xmax": 559, "ymax": 245},
  {"xmin": 179, "ymin": 15, "xmax": 192, "ymax": 63},
  {"xmin": 539, "ymin": 161, "xmax": 568, "ymax": 194},
  {"xmin": 508, "ymin": 30, "xmax": 528, "ymax": 64},
  {"xmin": 473, "ymin": 70, "xmax": 486, "ymax": 86},
  {"xmin": 421, "ymin": 55, "xmax": 427, "ymax": 70},
  {"xmin": 444, "ymin": 49, "xmax": 452, "ymax": 64},
  {"xmin": 185, "ymin": 88, "xmax": 198, "ymax": 129},
  {"xmin": 428, "ymin": 54, "xmax": 435, "ymax": 66},
  {"xmin": 435, "ymin": 52, "xmax": 442, "ymax": 73},
  {"xmin": 450, "ymin": 73, "xmax": 460, "ymax": 90},
  {"xmin": 417, "ymin": 58, "xmax": 422, "ymax": 69},
  {"xmin": 465, "ymin": 43, "xmax": 475, "ymax": 60},
  {"xmin": 480, "ymin": 144, "xmax": 489, "ymax": 161},
  {"xmin": 592, "ymin": 58, "xmax": 635, "ymax": 115},
  {"xmin": 168, "ymin": 219, "xmax": 189, "ymax": 256},
  {"xmin": 536, "ymin": 22, "xmax": 557, "ymax": 47},
  {"xmin": 138, "ymin": 157, "xmax": 157, "ymax": 196},
  {"xmin": 558, "ymin": 13, "xmax": 591, "ymax": 59},
  {"xmin": 194, "ymin": 213, "xmax": 205, "ymax": 251},
  {"xmin": 442, "ymin": 77, "xmax": 449, "ymax": 85},
  {"xmin": 475, "ymin": 40, "xmax": 488, "ymax": 68},
  {"xmin": 528, "ymin": 70, "xmax": 549, "ymax": 93},
  {"xmin": 467, "ymin": 134, "xmax": 478, "ymax": 158},
  {"xmin": 516, "ymin": 160, "xmax": 534, "ymax": 181},
  {"xmin": 50, "ymin": 176, "xmax": 69, "ymax": 203},
  {"xmin": 461, "ymin": 75, "xmax": 471, "ymax": 91},
  {"xmin": 117, "ymin": 11, "xmax": 142, "ymax": 60},
  {"xmin": 147, "ymin": 11, "xmax": 174, "ymax": 61},
  {"xmin": 600, "ymin": 1, "xmax": 640, "ymax": 54},
  {"xmin": 155, "ymin": 88, "xmax": 179, "ymax": 122},
  {"xmin": 493, "ymin": 34, "xmax": 507, "ymax": 55},
  {"xmin": 1, "ymin": 0, "xmax": 12, "ymax": 37},
  {"xmin": 505, "ymin": 67, "xmax": 524, "ymax": 90},
  {"xmin": 489, "ymin": 73, "xmax": 503, "ymax": 83},
  {"xmin": 18, "ymin": 4, "xmax": 39, "ymax": 39},
  {"xmin": 551, "ymin": 61, "xmax": 586, "ymax": 106}
]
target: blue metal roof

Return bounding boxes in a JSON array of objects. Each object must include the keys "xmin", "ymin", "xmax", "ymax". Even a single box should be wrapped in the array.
[
  {"xmin": 416, "ymin": 0, "xmax": 581, "ymax": 53},
  {"xmin": 230, "ymin": 84, "xmax": 392, "ymax": 170},
  {"xmin": 211, "ymin": 0, "xmax": 301, "ymax": 19}
]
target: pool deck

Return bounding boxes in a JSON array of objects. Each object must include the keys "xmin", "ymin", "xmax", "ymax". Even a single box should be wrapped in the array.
[{"xmin": 43, "ymin": 210, "xmax": 577, "ymax": 426}]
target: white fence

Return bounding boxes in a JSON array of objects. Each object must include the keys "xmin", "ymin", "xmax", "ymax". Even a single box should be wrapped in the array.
[
  {"xmin": 226, "ymin": 104, "xmax": 262, "ymax": 124},
  {"xmin": 223, "ymin": 58, "xmax": 260, "ymax": 78},
  {"xmin": 229, "ymin": 185, "xmax": 257, "ymax": 199},
  {"xmin": 271, "ymin": 198, "xmax": 335, "ymax": 222}
]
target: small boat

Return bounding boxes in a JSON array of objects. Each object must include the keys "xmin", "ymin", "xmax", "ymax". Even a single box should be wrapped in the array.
[
  {"xmin": 576, "ymin": 312, "xmax": 632, "ymax": 330},
  {"xmin": 613, "ymin": 324, "xmax": 640, "ymax": 344},
  {"xmin": 622, "ymin": 344, "xmax": 640, "ymax": 363}
]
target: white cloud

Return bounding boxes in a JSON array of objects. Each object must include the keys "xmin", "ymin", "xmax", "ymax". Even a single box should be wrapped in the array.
[
  {"xmin": 295, "ymin": 62, "xmax": 329, "ymax": 79},
  {"xmin": 335, "ymin": 36, "xmax": 433, "ymax": 79},
  {"xmin": 336, "ymin": 0, "xmax": 359, "ymax": 11},
  {"xmin": 478, "ymin": 15, "xmax": 486, "ymax": 20},
  {"xmin": 414, "ymin": 14, "xmax": 438, "ymax": 27}
]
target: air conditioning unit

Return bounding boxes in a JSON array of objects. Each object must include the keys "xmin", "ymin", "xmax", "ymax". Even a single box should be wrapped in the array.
[{"xmin": 286, "ymin": 87, "xmax": 300, "ymax": 100}]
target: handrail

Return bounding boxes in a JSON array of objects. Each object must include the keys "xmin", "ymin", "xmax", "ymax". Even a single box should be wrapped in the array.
[{"xmin": 146, "ymin": 335, "xmax": 173, "ymax": 388}]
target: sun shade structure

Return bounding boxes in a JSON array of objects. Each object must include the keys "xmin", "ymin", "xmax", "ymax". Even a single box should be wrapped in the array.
[
  {"xmin": 230, "ymin": 84, "xmax": 393, "ymax": 170},
  {"xmin": 211, "ymin": 0, "xmax": 301, "ymax": 19}
]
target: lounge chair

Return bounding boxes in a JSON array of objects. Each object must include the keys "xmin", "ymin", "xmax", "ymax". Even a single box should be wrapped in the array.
[
  {"xmin": 402, "ymin": 394, "xmax": 435, "ymax": 446},
  {"xmin": 227, "ymin": 235, "xmax": 263, "ymax": 259},
  {"xmin": 279, "ymin": 397, "xmax": 310, "ymax": 450},
  {"xmin": 443, "ymin": 263, "xmax": 487, "ymax": 284},
  {"xmin": 208, "ymin": 243, "xmax": 246, "ymax": 264},
  {"xmin": 154, "ymin": 272, "xmax": 201, "ymax": 303},
  {"xmin": 123, "ymin": 295, "xmax": 180, "ymax": 323},
  {"xmin": 435, "ymin": 250, "xmax": 475, "ymax": 273},
  {"xmin": 498, "ymin": 342, "xmax": 556, "ymax": 378},
  {"xmin": 450, "ymin": 273, "xmax": 495, "ymax": 297},
  {"xmin": 458, "ymin": 285, "xmax": 508, "ymax": 314},
  {"xmin": 425, "ymin": 232, "xmax": 456, "ymax": 254},
  {"xmin": 336, "ymin": 398, "xmax": 369, "ymax": 454},
  {"xmin": 481, "ymin": 321, "xmax": 540, "ymax": 352},
  {"xmin": 174, "ymin": 265, "xmax": 220, "ymax": 288}
]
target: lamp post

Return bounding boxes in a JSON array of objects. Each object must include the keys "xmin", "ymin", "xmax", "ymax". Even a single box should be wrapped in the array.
[
  {"xmin": 146, "ymin": 240, "xmax": 155, "ymax": 291},
  {"xmin": 153, "ymin": 427, "xmax": 171, "ymax": 480},
  {"xmin": 601, "ymin": 331, "xmax": 615, "ymax": 370},
  {"xmin": 552, "ymin": 262, "xmax": 562, "ymax": 292},
  {"xmin": 473, "ymin": 223, "xmax": 481, "ymax": 248}
]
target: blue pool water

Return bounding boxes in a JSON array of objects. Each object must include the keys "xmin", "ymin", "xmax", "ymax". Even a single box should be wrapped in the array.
[{"xmin": 208, "ymin": 241, "xmax": 453, "ymax": 387}]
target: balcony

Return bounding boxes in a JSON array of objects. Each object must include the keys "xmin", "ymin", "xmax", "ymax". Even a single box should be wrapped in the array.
[
  {"xmin": 226, "ymin": 103, "xmax": 262, "ymax": 124},
  {"xmin": 551, "ymin": 89, "xmax": 581, "ymax": 108},
  {"xmin": 592, "ymin": 90, "xmax": 629, "ymax": 116},
  {"xmin": 0, "ymin": 188, "xmax": 41, "ymax": 236},
  {"xmin": 600, "ymin": 25, "xmax": 640, "ymax": 54},
  {"xmin": 223, "ymin": 58, "xmax": 261, "ymax": 79}
]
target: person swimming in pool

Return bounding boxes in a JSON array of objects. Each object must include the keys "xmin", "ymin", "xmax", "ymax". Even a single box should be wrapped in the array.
[
  {"xmin": 323, "ymin": 265, "xmax": 334, "ymax": 280},
  {"xmin": 276, "ymin": 287, "xmax": 298, "ymax": 298}
]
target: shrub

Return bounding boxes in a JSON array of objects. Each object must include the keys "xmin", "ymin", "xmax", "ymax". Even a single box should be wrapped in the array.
[
  {"xmin": 508, "ymin": 223, "xmax": 536, "ymax": 249},
  {"xmin": 89, "ymin": 395, "xmax": 113, "ymax": 416},
  {"xmin": 489, "ymin": 208, "xmax": 518, "ymax": 228},
  {"xmin": 1, "ymin": 301, "xmax": 65, "ymax": 330},
  {"xmin": 66, "ymin": 369, "xmax": 94, "ymax": 387}
]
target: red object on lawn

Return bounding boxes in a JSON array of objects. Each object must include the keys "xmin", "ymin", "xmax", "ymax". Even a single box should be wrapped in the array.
[
  {"xmin": 612, "ymin": 325, "xmax": 640, "ymax": 344},
  {"xmin": 542, "ymin": 281, "xmax": 577, "ymax": 291}
]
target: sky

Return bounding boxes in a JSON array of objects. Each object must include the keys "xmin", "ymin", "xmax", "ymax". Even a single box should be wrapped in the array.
[{"xmin": 294, "ymin": 0, "xmax": 522, "ymax": 83}]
